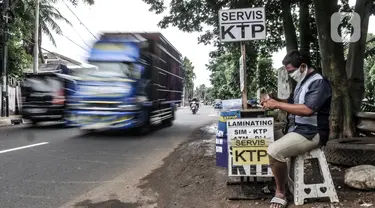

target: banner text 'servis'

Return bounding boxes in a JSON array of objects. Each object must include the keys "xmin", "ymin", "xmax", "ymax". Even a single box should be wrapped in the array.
[
  {"xmin": 220, "ymin": 10, "xmax": 263, "ymax": 22},
  {"xmin": 235, "ymin": 139, "xmax": 266, "ymax": 147}
]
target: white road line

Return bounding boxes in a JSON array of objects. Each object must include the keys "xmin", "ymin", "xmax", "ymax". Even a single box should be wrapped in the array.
[{"xmin": 0, "ymin": 142, "xmax": 49, "ymax": 154}]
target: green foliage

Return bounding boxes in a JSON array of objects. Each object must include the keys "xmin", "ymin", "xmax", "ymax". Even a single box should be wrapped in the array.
[
  {"xmin": 257, "ymin": 58, "xmax": 277, "ymax": 94},
  {"xmin": 182, "ymin": 57, "xmax": 196, "ymax": 99},
  {"xmin": 62, "ymin": 0, "xmax": 95, "ymax": 6},
  {"xmin": 4, "ymin": 0, "xmax": 95, "ymax": 76},
  {"xmin": 207, "ymin": 51, "xmax": 240, "ymax": 100},
  {"xmin": 141, "ymin": 0, "xmax": 317, "ymax": 101},
  {"xmin": 207, "ymin": 41, "xmax": 264, "ymax": 100},
  {"xmin": 194, "ymin": 84, "xmax": 207, "ymax": 100},
  {"xmin": 16, "ymin": 0, "xmax": 73, "ymax": 57},
  {"xmin": 364, "ymin": 33, "xmax": 375, "ymax": 103},
  {"xmin": 207, "ymin": 50, "xmax": 277, "ymax": 100},
  {"xmin": 39, "ymin": 0, "xmax": 73, "ymax": 46},
  {"xmin": 6, "ymin": 4, "xmax": 33, "ymax": 77},
  {"xmin": 13, "ymin": 0, "xmax": 92, "ymax": 46},
  {"xmin": 143, "ymin": 0, "xmax": 374, "ymax": 138},
  {"xmin": 8, "ymin": 40, "xmax": 33, "ymax": 78},
  {"xmin": 204, "ymin": 87, "xmax": 215, "ymax": 102},
  {"xmin": 142, "ymin": 0, "xmax": 284, "ymax": 54}
]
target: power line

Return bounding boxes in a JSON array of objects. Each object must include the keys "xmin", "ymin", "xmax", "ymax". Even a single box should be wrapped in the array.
[
  {"xmin": 70, "ymin": 26, "xmax": 91, "ymax": 49},
  {"xmin": 24, "ymin": 38, "xmax": 85, "ymax": 67},
  {"xmin": 60, "ymin": 34, "xmax": 90, "ymax": 52},
  {"xmin": 1, "ymin": 28, "xmax": 88, "ymax": 66},
  {"xmin": 61, "ymin": 0, "xmax": 99, "ymax": 41}
]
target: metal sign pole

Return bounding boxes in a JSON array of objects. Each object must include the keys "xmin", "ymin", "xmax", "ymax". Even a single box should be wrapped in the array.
[
  {"xmin": 240, "ymin": 42, "xmax": 248, "ymax": 110},
  {"xmin": 219, "ymin": 7, "xmax": 267, "ymax": 201},
  {"xmin": 1, "ymin": 0, "xmax": 10, "ymax": 117}
]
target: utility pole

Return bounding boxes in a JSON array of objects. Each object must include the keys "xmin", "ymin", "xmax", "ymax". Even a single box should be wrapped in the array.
[
  {"xmin": 240, "ymin": 42, "xmax": 248, "ymax": 109},
  {"xmin": 1, "ymin": 0, "xmax": 10, "ymax": 117},
  {"xmin": 182, "ymin": 86, "xmax": 186, "ymax": 107},
  {"xmin": 33, "ymin": 0, "xmax": 39, "ymax": 74},
  {"xmin": 203, "ymin": 88, "xmax": 207, "ymax": 102},
  {"xmin": 256, "ymin": 57, "xmax": 260, "ymax": 103}
]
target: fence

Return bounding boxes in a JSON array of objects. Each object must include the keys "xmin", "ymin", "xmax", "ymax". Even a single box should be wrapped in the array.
[{"xmin": 0, "ymin": 78, "xmax": 22, "ymax": 116}]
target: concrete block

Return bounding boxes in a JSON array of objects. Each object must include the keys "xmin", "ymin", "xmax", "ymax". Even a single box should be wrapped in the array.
[{"xmin": 0, "ymin": 115, "xmax": 23, "ymax": 127}]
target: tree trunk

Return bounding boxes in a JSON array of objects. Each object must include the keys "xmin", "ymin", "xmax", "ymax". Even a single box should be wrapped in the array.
[
  {"xmin": 23, "ymin": 41, "xmax": 34, "ymax": 56},
  {"xmin": 299, "ymin": 0, "xmax": 310, "ymax": 58},
  {"xmin": 38, "ymin": 26, "xmax": 45, "ymax": 64},
  {"xmin": 281, "ymin": 0, "xmax": 298, "ymax": 52},
  {"xmin": 345, "ymin": 0, "xmax": 372, "ymax": 114},
  {"xmin": 313, "ymin": 0, "xmax": 355, "ymax": 139}
]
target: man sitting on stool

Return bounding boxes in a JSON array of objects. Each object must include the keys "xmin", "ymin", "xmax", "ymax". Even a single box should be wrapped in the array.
[{"xmin": 261, "ymin": 50, "xmax": 332, "ymax": 208}]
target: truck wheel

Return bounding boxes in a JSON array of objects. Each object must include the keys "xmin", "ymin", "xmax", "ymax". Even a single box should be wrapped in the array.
[
  {"xmin": 133, "ymin": 110, "xmax": 151, "ymax": 135},
  {"xmin": 323, "ymin": 137, "xmax": 375, "ymax": 166},
  {"xmin": 31, "ymin": 120, "xmax": 38, "ymax": 127},
  {"xmin": 81, "ymin": 129, "xmax": 95, "ymax": 134},
  {"xmin": 162, "ymin": 107, "xmax": 175, "ymax": 127},
  {"xmin": 133, "ymin": 123, "xmax": 151, "ymax": 135},
  {"xmin": 162, "ymin": 118, "xmax": 173, "ymax": 127}
]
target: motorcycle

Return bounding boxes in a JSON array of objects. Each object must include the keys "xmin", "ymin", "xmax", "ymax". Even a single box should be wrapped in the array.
[{"xmin": 190, "ymin": 101, "xmax": 198, "ymax": 114}]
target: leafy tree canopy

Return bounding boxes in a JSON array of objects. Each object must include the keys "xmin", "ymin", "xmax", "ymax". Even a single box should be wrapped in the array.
[
  {"xmin": 182, "ymin": 57, "xmax": 196, "ymax": 99},
  {"xmin": 4, "ymin": 0, "xmax": 95, "ymax": 76}
]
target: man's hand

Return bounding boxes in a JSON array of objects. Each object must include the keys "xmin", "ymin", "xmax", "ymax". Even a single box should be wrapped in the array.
[
  {"xmin": 262, "ymin": 98, "xmax": 280, "ymax": 110},
  {"xmin": 260, "ymin": 94, "xmax": 270, "ymax": 105}
]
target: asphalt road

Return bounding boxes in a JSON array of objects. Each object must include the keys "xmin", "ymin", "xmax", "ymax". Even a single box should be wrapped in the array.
[{"xmin": 0, "ymin": 106, "xmax": 218, "ymax": 208}]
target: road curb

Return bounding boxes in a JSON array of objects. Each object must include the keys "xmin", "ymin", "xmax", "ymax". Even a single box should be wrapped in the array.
[{"xmin": 0, "ymin": 116, "xmax": 27, "ymax": 127}]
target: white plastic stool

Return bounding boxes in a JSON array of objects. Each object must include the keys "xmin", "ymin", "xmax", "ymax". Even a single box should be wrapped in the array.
[{"xmin": 287, "ymin": 148, "xmax": 339, "ymax": 205}]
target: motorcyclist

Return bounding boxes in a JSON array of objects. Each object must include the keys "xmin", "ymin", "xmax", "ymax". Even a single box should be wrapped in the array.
[{"xmin": 189, "ymin": 97, "xmax": 199, "ymax": 109}]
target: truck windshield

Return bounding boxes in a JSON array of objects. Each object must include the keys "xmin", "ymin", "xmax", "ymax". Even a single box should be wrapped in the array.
[{"xmin": 82, "ymin": 62, "xmax": 141, "ymax": 79}]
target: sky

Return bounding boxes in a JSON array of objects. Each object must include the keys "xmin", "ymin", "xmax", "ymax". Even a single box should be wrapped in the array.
[
  {"xmin": 42, "ymin": 0, "xmax": 216, "ymax": 87},
  {"xmin": 42, "ymin": 0, "xmax": 375, "ymax": 88}
]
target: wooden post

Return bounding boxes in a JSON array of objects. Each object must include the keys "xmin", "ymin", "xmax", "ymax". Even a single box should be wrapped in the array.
[{"xmin": 240, "ymin": 42, "xmax": 248, "ymax": 109}]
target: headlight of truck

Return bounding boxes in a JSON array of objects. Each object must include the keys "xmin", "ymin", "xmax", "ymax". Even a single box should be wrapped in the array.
[
  {"xmin": 118, "ymin": 104, "xmax": 141, "ymax": 110},
  {"xmin": 107, "ymin": 85, "xmax": 131, "ymax": 94},
  {"xmin": 135, "ymin": 96, "xmax": 148, "ymax": 102}
]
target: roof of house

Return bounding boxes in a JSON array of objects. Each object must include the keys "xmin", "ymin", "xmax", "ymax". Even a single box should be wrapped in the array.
[
  {"xmin": 24, "ymin": 51, "xmax": 84, "ymax": 73},
  {"xmin": 42, "ymin": 51, "xmax": 83, "ymax": 66}
]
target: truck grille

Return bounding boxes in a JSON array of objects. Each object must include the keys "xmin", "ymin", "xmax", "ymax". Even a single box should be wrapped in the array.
[
  {"xmin": 68, "ymin": 115, "xmax": 133, "ymax": 124},
  {"xmin": 83, "ymin": 103, "xmax": 119, "ymax": 109}
]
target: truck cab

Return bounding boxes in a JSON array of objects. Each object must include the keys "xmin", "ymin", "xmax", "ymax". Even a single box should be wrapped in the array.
[{"xmin": 65, "ymin": 32, "xmax": 183, "ymax": 133}]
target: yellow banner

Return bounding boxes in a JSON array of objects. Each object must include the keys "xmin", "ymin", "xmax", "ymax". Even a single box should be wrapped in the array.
[
  {"xmin": 230, "ymin": 138, "xmax": 269, "ymax": 147},
  {"xmin": 230, "ymin": 138, "xmax": 269, "ymax": 165},
  {"xmin": 94, "ymin": 43, "xmax": 127, "ymax": 51},
  {"xmin": 232, "ymin": 146, "xmax": 269, "ymax": 165},
  {"xmin": 219, "ymin": 115, "xmax": 238, "ymax": 122}
]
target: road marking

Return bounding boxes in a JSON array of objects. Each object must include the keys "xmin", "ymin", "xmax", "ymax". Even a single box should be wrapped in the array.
[{"xmin": 0, "ymin": 142, "xmax": 49, "ymax": 154}]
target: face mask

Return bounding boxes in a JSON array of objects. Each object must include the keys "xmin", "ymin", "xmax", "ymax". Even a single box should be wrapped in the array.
[{"xmin": 289, "ymin": 65, "xmax": 308, "ymax": 83}]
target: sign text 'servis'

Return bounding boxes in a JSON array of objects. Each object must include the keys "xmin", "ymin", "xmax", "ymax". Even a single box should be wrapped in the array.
[{"xmin": 219, "ymin": 8, "xmax": 266, "ymax": 42}]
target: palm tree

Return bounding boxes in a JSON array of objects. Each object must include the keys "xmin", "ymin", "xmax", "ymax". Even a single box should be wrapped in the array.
[
  {"xmin": 12, "ymin": 0, "xmax": 94, "ymax": 63},
  {"xmin": 38, "ymin": 0, "xmax": 73, "ymax": 63}
]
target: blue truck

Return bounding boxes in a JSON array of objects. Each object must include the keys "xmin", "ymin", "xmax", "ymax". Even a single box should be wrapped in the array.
[{"xmin": 65, "ymin": 32, "xmax": 184, "ymax": 133}]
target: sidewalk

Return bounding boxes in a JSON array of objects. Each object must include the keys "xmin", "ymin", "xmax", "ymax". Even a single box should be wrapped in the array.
[
  {"xmin": 0, "ymin": 115, "xmax": 25, "ymax": 127},
  {"xmin": 137, "ymin": 123, "xmax": 375, "ymax": 208}
]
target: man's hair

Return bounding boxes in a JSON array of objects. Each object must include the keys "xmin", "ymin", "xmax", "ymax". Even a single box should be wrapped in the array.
[{"xmin": 282, "ymin": 50, "xmax": 311, "ymax": 68}]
